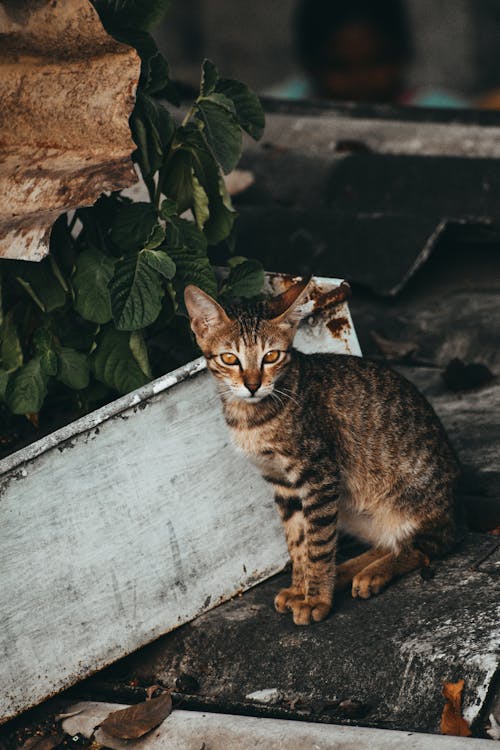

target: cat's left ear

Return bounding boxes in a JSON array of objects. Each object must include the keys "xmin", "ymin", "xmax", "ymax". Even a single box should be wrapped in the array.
[
  {"xmin": 184, "ymin": 285, "xmax": 230, "ymax": 341},
  {"xmin": 268, "ymin": 277, "xmax": 312, "ymax": 328}
]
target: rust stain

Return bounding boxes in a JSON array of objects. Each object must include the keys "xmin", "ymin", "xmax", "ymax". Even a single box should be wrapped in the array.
[
  {"xmin": 326, "ymin": 316, "xmax": 349, "ymax": 337},
  {"xmin": 310, "ymin": 281, "xmax": 351, "ymax": 312}
]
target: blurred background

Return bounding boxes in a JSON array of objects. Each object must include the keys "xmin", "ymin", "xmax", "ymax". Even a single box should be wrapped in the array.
[{"xmin": 155, "ymin": 0, "xmax": 500, "ymax": 109}]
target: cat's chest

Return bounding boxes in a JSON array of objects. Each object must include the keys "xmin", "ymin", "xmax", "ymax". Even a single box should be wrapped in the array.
[{"xmin": 229, "ymin": 424, "xmax": 289, "ymax": 475}]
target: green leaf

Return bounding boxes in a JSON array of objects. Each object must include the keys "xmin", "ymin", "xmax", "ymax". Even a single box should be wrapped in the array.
[
  {"xmin": 195, "ymin": 96, "xmax": 242, "ymax": 174},
  {"xmin": 6, "ymin": 357, "xmax": 48, "ymax": 414},
  {"xmin": 143, "ymin": 249, "xmax": 176, "ymax": 279},
  {"xmin": 15, "ymin": 258, "xmax": 67, "ymax": 312},
  {"xmin": 32, "ymin": 328, "xmax": 58, "ymax": 377},
  {"xmin": 180, "ymin": 126, "xmax": 236, "ymax": 244},
  {"xmin": 144, "ymin": 224, "xmax": 166, "ymax": 250},
  {"xmin": 93, "ymin": 327, "xmax": 149, "ymax": 395},
  {"xmin": 215, "ymin": 78, "xmax": 265, "ymax": 140},
  {"xmin": 159, "ymin": 198, "xmax": 178, "ymax": 219},
  {"xmin": 111, "ymin": 202, "xmax": 158, "ymax": 253},
  {"xmin": 57, "ymin": 348, "xmax": 90, "ymax": 390},
  {"xmin": 131, "ymin": 92, "xmax": 175, "ymax": 180},
  {"xmin": 166, "ymin": 218, "xmax": 217, "ymax": 297},
  {"xmin": 0, "ymin": 369, "xmax": 9, "ymax": 401},
  {"xmin": 0, "ymin": 312, "xmax": 23, "ymax": 371},
  {"xmin": 221, "ymin": 259, "xmax": 265, "ymax": 300},
  {"xmin": 191, "ymin": 171, "xmax": 210, "ymax": 229},
  {"xmin": 109, "ymin": 252, "xmax": 165, "ymax": 330},
  {"xmin": 161, "ymin": 149, "xmax": 194, "ymax": 212},
  {"xmin": 73, "ymin": 248, "xmax": 115, "ymax": 324},
  {"xmin": 201, "ymin": 59, "xmax": 218, "ymax": 96},
  {"xmin": 167, "ymin": 216, "xmax": 207, "ymax": 254},
  {"xmin": 129, "ymin": 330, "xmax": 152, "ymax": 378}
]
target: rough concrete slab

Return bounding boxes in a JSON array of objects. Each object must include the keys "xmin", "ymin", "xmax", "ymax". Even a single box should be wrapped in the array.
[
  {"xmin": 60, "ymin": 703, "xmax": 493, "ymax": 750},
  {"xmin": 113, "ymin": 534, "xmax": 499, "ymax": 736}
]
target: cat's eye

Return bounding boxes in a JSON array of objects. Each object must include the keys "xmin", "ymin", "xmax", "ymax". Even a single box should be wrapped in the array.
[
  {"xmin": 263, "ymin": 350, "xmax": 281, "ymax": 364},
  {"xmin": 220, "ymin": 352, "xmax": 239, "ymax": 366}
]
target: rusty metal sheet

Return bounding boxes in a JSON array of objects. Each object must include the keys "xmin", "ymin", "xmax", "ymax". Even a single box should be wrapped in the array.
[{"xmin": 0, "ymin": 0, "xmax": 140, "ymax": 261}]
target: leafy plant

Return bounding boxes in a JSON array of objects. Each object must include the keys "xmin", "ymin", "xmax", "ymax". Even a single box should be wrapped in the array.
[{"xmin": 0, "ymin": 0, "xmax": 265, "ymax": 444}]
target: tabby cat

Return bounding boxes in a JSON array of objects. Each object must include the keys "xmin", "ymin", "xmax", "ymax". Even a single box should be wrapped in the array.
[{"xmin": 184, "ymin": 279, "xmax": 460, "ymax": 626}]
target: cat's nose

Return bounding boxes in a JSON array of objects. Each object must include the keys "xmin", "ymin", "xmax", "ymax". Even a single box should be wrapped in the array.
[{"xmin": 244, "ymin": 381, "xmax": 260, "ymax": 395}]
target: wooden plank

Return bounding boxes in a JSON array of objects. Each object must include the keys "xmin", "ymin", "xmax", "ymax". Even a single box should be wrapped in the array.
[{"xmin": 0, "ymin": 275, "xmax": 358, "ymax": 724}]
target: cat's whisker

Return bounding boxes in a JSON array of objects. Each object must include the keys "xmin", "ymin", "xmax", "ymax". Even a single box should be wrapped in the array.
[
  {"xmin": 271, "ymin": 392, "xmax": 286, "ymax": 410},
  {"xmin": 274, "ymin": 386, "xmax": 301, "ymax": 408}
]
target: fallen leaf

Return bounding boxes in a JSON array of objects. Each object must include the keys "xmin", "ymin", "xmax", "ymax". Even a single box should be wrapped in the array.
[
  {"xmin": 489, "ymin": 526, "xmax": 500, "ymax": 536},
  {"xmin": 440, "ymin": 679, "xmax": 472, "ymax": 737},
  {"xmin": 100, "ymin": 693, "xmax": 172, "ymax": 739},
  {"xmin": 26, "ymin": 413, "xmax": 39, "ymax": 429}
]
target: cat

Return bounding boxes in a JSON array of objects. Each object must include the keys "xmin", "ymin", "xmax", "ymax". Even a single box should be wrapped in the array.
[{"xmin": 184, "ymin": 278, "xmax": 461, "ymax": 626}]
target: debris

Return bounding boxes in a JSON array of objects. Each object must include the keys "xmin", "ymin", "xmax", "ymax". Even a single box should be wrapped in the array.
[
  {"xmin": 371, "ymin": 330, "xmax": 418, "ymax": 361},
  {"xmin": 100, "ymin": 693, "xmax": 172, "ymax": 740},
  {"xmin": 442, "ymin": 358, "xmax": 494, "ymax": 392},
  {"xmin": 440, "ymin": 680, "xmax": 472, "ymax": 737},
  {"xmin": 245, "ymin": 688, "xmax": 282, "ymax": 705}
]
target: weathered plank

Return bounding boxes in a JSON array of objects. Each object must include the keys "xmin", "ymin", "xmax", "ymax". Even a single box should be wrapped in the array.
[
  {"xmin": 61, "ymin": 703, "xmax": 492, "ymax": 750},
  {"xmin": 0, "ymin": 275, "xmax": 358, "ymax": 724}
]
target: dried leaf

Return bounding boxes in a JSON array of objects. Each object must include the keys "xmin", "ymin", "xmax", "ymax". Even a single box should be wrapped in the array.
[
  {"xmin": 440, "ymin": 679, "xmax": 472, "ymax": 737},
  {"xmin": 100, "ymin": 693, "xmax": 172, "ymax": 739}
]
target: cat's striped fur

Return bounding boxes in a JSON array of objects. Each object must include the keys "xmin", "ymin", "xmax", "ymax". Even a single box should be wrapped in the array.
[{"xmin": 185, "ymin": 280, "xmax": 460, "ymax": 625}]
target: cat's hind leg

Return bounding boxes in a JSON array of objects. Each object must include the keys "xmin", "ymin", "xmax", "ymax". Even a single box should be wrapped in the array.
[
  {"xmin": 335, "ymin": 548, "xmax": 388, "ymax": 590},
  {"xmin": 351, "ymin": 547, "xmax": 426, "ymax": 599}
]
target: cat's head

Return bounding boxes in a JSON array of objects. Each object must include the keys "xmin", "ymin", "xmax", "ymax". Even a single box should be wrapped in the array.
[{"xmin": 184, "ymin": 279, "xmax": 310, "ymax": 403}]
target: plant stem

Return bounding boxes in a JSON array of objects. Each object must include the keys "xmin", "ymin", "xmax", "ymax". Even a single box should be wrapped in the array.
[{"xmin": 181, "ymin": 104, "xmax": 196, "ymax": 128}]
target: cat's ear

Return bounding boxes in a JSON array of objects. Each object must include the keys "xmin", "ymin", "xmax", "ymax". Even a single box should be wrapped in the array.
[
  {"xmin": 184, "ymin": 285, "xmax": 230, "ymax": 340},
  {"xmin": 268, "ymin": 277, "xmax": 311, "ymax": 327}
]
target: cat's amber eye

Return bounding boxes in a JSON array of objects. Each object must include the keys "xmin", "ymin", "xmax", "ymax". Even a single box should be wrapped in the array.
[
  {"xmin": 220, "ymin": 352, "xmax": 239, "ymax": 366},
  {"xmin": 263, "ymin": 350, "xmax": 281, "ymax": 364}
]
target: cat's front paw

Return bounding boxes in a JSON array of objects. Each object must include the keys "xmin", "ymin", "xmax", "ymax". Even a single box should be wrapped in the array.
[
  {"xmin": 289, "ymin": 597, "xmax": 332, "ymax": 625},
  {"xmin": 274, "ymin": 589, "xmax": 332, "ymax": 625},
  {"xmin": 274, "ymin": 586, "xmax": 304, "ymax": 613}
]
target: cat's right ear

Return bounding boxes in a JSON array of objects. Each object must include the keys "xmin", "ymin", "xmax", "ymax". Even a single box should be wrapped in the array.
[
  {"xmin": 268, "ymin": 277, "xmax": 311, "ymax": 328},
  {"xmin": 184, "ymin": 285, "xmax": 230, "ymax": 341}
]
